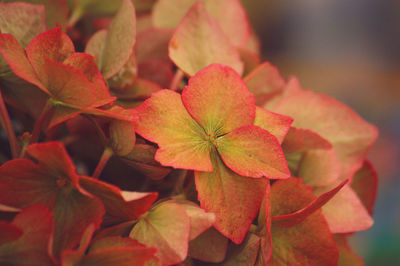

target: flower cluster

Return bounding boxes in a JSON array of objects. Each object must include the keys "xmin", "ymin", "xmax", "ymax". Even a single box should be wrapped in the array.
[{"xmin": 0, "ymin": 0, "xmax": 378, "ymax": 265}]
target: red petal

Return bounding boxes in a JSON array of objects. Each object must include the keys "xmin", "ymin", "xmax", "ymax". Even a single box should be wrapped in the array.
[
  {"xmin": 0, "ymin": 205, "xmax": 54, "ymax": 266},
  {"xmin": 216, "ymin": 125, "xmax": 290, "ymax": 179},
  {"xmin": 0, "ymin": 34, "xmax": 47, "ymax": 93},
  {"xmin": 40, "ymin": 58, "xmax": 97, "ymax": 108},
  {"xmin": 244, "ymin": 62, "xmax": 285, "ymax": 106},
  {"xmin": 0, "ymin": 222, "xmax": 23, "ymax": 246},
  {"xmin": 26, "ymin": 27, "xmax": 74, "ymax": 78},
  {"xmin": 269, "ymin": 178, "xmax": 339, "ymax": 265},
  {"xmin": 272, "ymin": 179, "xmax": 348, "ymax": 227},
  {"xmin": 168, "ymin": 2, "xmax": 243, "ymax": 76},
  {"xmin": 182, "ymin": 64, "xmax": 255, "ymax": 136},
  {"xmin": 130, "ymin": 202, "xmax": 190, "ymax": 265},
  {"xmin": 253, "ymin": 106, "xmax": 293, "ymax": 144},
  {"xmin": 195, "ymin": 153, "xmax": 267, "ymax": 244},
  {"xmin": 135, "ymin": 89, "xmax": 213, "ymax": 171},
  {"xmin": 80, "ymin": 176, "xmax": 157, "ymax": 224},
  {"xmin": 63, "ymin": 53, "xmax": 114, "ymax": 106},
  {"xmin": 351, "ymin": 160, "xmax": 378, "ymax": 215}
]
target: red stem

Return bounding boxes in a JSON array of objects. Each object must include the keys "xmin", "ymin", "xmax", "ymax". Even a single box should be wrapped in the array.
[
  {"xmin": 92, "ymin": 147, "xmax": 113, "ymax": 179},
  {"xmin": 29, "ymin": 101, "xmax": 53, "ymax": 144},
  {"xmin": 0, "ymin": 90, "xmax": 19, "ymax": 158},
  {"xmin": 169, "ymin": 69, "xmax": 184, "ymax": 91}
]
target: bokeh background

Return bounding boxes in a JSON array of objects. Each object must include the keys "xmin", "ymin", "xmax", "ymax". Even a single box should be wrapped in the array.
[{"xmin": 242, "ymin": 0, "xmax": 400, "ymax": 264}]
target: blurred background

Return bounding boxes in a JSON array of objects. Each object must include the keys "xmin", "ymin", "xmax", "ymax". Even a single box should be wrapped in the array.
[{"xmin": 242, "ymin": 0, "xmax": 400, "ymax": 264}]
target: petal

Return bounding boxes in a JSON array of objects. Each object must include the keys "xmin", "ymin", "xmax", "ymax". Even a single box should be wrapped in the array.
[
  {"xmin": 129, "ymin": 202, "xmax": 190, "ymax": 265},
  {"xmin": 135, "ymin": 89, "xmax": 213, "ymax": 172},
  {"xmin": 216, "ymin": 125, "xmax": 290, "ymax": 179},
  {"xmin": 273, "ymin": 89, "xmax": 378, "ymax": 180},
  {"xmin": 168, "ymin": 2, "xmax": 243, "ymax": 76},
  {"xmin": 315, "ymin": 184, "xmax": 374, "ymax": 233},
  {"xmin": 195, "ymin": 152, "xmax": 267, "ymax": 244},
  {"xmin": 182, "ymin": 64, "xmax": 255, "ymax": 136},
  {"xmin": 0, "ymin": 34, "xmax": 47, "ymax": 93},
  {"xmin": 26, "ymin": 27, "xmax": 74, "ymax": 78},
  {"xmin": 253, "ymin": 106, "xmax": 293, "ymax": 144},
  {"xmin": 0, "ymin": 206, "xmax": 54, "ymax": 266},
  {"xmin": 153, "ymin": 0, "xmax": 251, "ymax": 47},
  {"xmin": 63, "ymin": 53, "xmax": 114, "ymax": 107},
  {"xmin": 79, "ymin": 176, "xmax": 157, "ymax": 224},
  {"xmin": 269, "ymin": 178, "xmax": 339, "ymax": 265},
  {"xmin": 0, "ymin": 2, "xmax": 46, "ymax": 48},
  {"xmin": 244, "ymin": 62, "xmax": 285, "ymax": 106},
  {"xmin": 99, "ymin": 0, "xmax": 136, "ymax": 79},
  {"xmin": 271, "ymin": 179, "xmax": 348, "ymax": 227},
  {"xmin": 41, "ymin": 58, "xmax": 97, "ymax": 107}
]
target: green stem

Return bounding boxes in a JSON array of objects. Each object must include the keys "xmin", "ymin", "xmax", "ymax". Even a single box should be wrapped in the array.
[
  {"xmin": 0, "ymin": 90, "xmax": 19, "ymax": 158},
  {"xmin": 169, "ymin": 69, "xmax": 184, "ymax": 91},
  {"xmin": 29, "ymin": 100, "xmax": 53, "ymax": 144},
  {"xmin": 92, "ymin": 147, "xmax": 113, "ymax": 179}
]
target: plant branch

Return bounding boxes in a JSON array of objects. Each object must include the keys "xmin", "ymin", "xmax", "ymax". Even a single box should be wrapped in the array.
[
  {"xmin": 29, "ymin": 100, "xmax": 53, "ymax": 144},
  {"xmin": 169, "ymin": 69, "xmax": 184, "ymax": 91},
  {"xmin": 92, "ymin": 147, "xmax": 113, "ymax": 179},
  {"xmin": 0, "ymin": 89, "xmax": 19, "ymax": 158}
]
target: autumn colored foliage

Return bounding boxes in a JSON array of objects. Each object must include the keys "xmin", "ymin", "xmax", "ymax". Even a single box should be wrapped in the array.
[{"xmin": 0, "ymin": 0, "xmax": 378, "ymax": 265}]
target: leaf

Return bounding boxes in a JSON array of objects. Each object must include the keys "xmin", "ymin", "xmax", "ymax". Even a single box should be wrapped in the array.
[
  {"xmin": 351, "ymin": 160, "xmax": 378, "ymax": 215},
  {"xmin": 271, "ymin": 179, "xmax": 348, "ymax": 227},
  {"xmin": 0, "ymin": 33, "xmax": 48, "ymax": 93},
  {"xmin": 168, "ymin": 199, "xmax": 215, "ymax": 240},
  {"xmin": 80, "ymin": 176, "xmax": 158, "ymax": 224},
  {"xmin": 269, "ymin": 178, "xmax": 339, "ymax": 266},
  {"xmin": 253, "ymin": 106, "xmax": 293, "ymax": 144},
  {"xmin": 195, "ymin": 152, "xmax": 268, "ymax": 244},
  {"xmin": 0, "ymin": 205, "xmax": 54, "ymax": 266},
  {"xmin": 0, "ymin": 222, "xmax": 23, "ymax": 246},
  {"xmin": 135, "ymin": 89, "xmax": 213, "ymax": 171},
  {"xmin": 109, "ymin": 120, "xmax": 136, "ymax": 156},
  {"xmin": 182, "ymin": 64, "xmax": 254, "ymax": 136},
  {"xmin": 168, "ymin": 2, "xmax": 243, "ymax": 76},
  {"xmin": 99, "ymin": 0, "xmax": 136, "ymax": 79},
  {"xmin": 273, "ymin": 89, "xmax": 378, "ymax": 180},
  {"xmin": 129, "ymin": 202, "xmax": 190, "ymax": 265},
  {"xmin": 216, "ymin": 125, "xmax": 290, "ymax": 179},
  {"xmin": 189, "ymin": 227, "xmax": 228, "ymax": 263},
  {"xmin": 244, "ymin": 62, "xmax": 285, "ymax": 106},
  {"xmin": 0, "ymin": 2, "xmax": 46, "ymax": 48},
  {"xmin": 25, "ymin": 27, "xmax": 74, "ymax": 78},
  {"xmin": 153, "ymin": 0, "xmax": 251, "ymax": 47},
  {"xmin": 314, "ymin": 184, "xmax": 374, "ymax": 233}
]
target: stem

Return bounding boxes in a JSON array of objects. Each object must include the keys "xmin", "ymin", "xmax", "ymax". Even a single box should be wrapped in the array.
[
  {"xmin": 172, "ymin": 169, "xmax": 188, "ymax": 195},
  {"xmin": 82, "ymin": 114, "xmax": 108, "ymax": 146},
  {"xmin": 169, "ymin": 69, "xmax": 184, "ymax": 91},
  {"xmin": 29, "ymin": 100, "xmax": 53, "ymax": 144},
  {"xmin": 0, "ymin": 90, "xmax": 19, "ymax": 158},
  {"xmin": 92, "ymin": 147, "xmax": 113, "ymax": 179}
]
